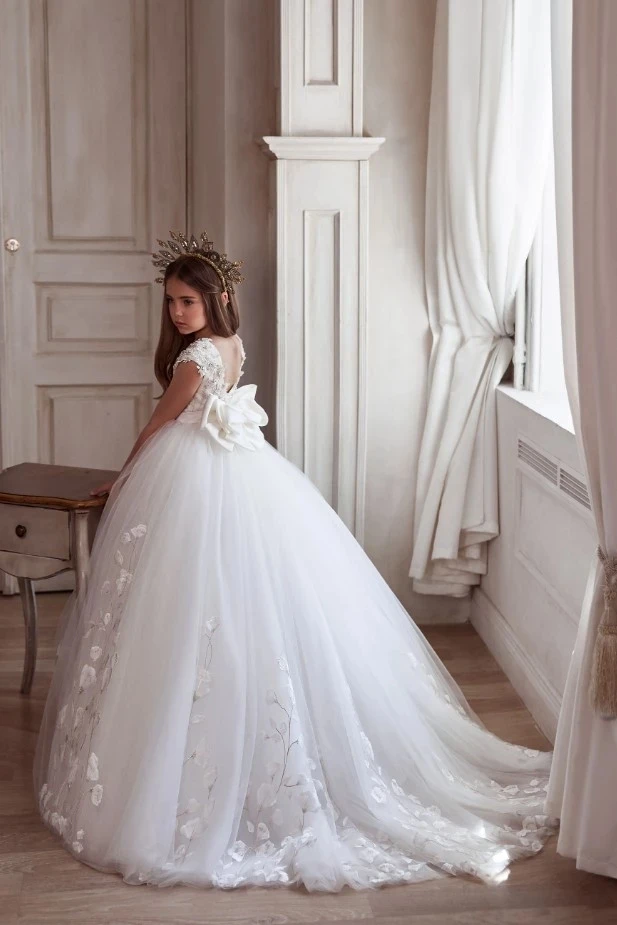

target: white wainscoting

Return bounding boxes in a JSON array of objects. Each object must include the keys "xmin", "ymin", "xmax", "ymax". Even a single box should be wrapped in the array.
[
  {"xmin": 262, "ymin": 138, "xmax": 383, "ymax": 540},
  {"xmin": 281, "ymin": 0, "xmax": 362, "ymax": 136},
  {"xmin": 471, "ymin": 387, "xmax": 596, "ymax": 741}
]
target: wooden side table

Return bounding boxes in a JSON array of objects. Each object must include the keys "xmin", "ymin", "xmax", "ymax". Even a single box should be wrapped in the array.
[{"xmin": 0, "ymin": 462, "xmax": 119, "ymax": 695}]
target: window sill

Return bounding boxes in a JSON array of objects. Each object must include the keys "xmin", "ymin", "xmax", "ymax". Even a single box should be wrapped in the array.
[{"xmin": 497, "ymin": 384, "xmax": 575, "ymax": 435}]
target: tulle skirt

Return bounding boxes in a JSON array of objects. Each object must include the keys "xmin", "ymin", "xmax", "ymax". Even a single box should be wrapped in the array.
[{"xmin": 33, "ymin": 417, "xmax": 558, "ymax": 891}]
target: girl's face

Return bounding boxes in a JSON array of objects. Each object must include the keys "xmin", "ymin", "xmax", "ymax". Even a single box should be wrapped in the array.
[{"xmin": 165, "ymin": 277, "xmax": 208, "ymax": 336}]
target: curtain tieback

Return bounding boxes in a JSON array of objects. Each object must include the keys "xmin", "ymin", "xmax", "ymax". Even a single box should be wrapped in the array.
[{"xmin": 589, "ymin": 544, "xmax": 617, "ymax": 719}]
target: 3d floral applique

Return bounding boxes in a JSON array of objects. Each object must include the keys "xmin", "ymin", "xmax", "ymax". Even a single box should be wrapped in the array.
[
  {"xmin": 173, "ymin": 339, "xmax": 227, "ymax": 395},
  {"xmin": 193, "ymin": 616, "xmax": 219, "ymax": 702},
  {"xmin": 168, "ymin": 643, "xmax": 556, "ymax": 888},
  {"xmin": 173, "ymin": 614, "xmax": 223, "ymax": 864},
  {"xmin": 172, "ymin": 338, "xmax": 247, "ymax": 405},
  {"xmin": 39, "ymin": 517, "xmax": 556, "ymax": 892},
  {"xmin": 37, "ymin": 522, "xmax": 149, "ymax": 854},
  {"xmin": 174, "ymin": 739, "xmax": 218, "ymax": 857},
  {"xmin": 86, "ymin": 752, "xmax": 99, "ymax": 781},
  {"xmin": 79, "ymin": 665, "xmax": 96, "ymax": 691}
]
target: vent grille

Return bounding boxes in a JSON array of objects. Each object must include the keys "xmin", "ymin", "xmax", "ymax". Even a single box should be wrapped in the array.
[
  {"xmin": 517, "ymin": 437, "xmax": 591, "ymax": 511},
  {"xmin": 559, "ymin": 469, "xmax": 592, "ymax": 510},
  {"xmin": 517, "ymin": 439, "xmax": 559, "ymax": 485}
]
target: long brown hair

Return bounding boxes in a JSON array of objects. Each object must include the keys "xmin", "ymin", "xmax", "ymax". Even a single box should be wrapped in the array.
[{"xmin": 153, "ymin": 254, "xmax": 240, "ymax": 394}]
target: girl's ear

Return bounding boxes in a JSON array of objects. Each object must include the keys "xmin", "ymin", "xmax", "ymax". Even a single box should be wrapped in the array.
[{"xmin": 222, "ymin": 291, "xmax": 229, "ymax": 306}]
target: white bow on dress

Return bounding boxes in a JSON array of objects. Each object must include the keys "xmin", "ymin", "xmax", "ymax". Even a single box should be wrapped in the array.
[{"xmin": 199, "ymin": 384, "xmax": 268, "ymax": 451}]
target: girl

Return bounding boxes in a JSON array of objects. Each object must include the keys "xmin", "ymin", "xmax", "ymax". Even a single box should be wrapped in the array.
[{"xmin": 33, "ymin": 231, "xmax": 558, "ymax": 892}]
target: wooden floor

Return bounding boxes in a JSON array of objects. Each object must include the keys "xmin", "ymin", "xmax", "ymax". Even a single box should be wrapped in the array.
[{"xmin": 1, "ymin": 591, "xmax": 617, "ymax": 925}]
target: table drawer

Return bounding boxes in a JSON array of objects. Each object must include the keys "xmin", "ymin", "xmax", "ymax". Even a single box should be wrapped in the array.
[{"xmin": 0, "ymin": 504, "xmax": 70, "ymax": 560}]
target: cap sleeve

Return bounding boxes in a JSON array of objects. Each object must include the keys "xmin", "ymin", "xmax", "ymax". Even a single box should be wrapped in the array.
[
  {"xmin": 172, "ymin": 339, "xmax": 227, "ymax": 398},
  {"xmin": 173, "ymin": 339, "xmax": 220, "ymax": 378}
]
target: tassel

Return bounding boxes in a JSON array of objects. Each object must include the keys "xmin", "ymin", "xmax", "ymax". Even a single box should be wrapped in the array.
[{"xmin": 589, "ymin": 545, "xmax": 617, "ymax": 720}]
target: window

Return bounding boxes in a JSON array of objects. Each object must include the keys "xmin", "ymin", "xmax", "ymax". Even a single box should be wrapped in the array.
[{"xmin": 507, "ymin": 0, "xmax": 573, "ymax": 435}]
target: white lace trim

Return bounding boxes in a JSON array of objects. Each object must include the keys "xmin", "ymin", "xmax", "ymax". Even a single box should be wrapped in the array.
[{"xmin": 173, "ymin": 337, "xmax": 246, "ymax": 414}]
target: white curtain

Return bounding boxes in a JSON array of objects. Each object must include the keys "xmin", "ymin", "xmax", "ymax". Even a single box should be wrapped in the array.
[
  {"xmin": 546, "ymin": 0, "xmax": 617, "ymax": 878},
  {"xmin": 410, "ymin": 0, "xmax": 553, "ymax": 596}
]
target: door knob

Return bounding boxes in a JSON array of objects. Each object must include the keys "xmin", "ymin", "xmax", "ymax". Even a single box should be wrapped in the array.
[{"xmin": 4, "ymin": 238, "xmax": 20, "ymax": 252}]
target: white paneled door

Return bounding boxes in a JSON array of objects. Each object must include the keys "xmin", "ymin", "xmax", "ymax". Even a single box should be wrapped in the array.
[{"xmin": 0, "ymin": 0, "xmax": 187, "ymax": 591}]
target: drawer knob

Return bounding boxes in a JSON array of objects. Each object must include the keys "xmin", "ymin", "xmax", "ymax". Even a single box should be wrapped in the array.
[{"xmin": 15, "ymin": 524, "xmax": 27, "ymax": 538}]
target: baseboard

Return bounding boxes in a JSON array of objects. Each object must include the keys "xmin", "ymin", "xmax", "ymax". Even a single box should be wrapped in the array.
[
  {"xmin": 408, "ymin": 591, "xmax": 471, "ymax": 626},
  {"xmin": 471, "ymin": 587, "xmax": 561, "ymax": 743}
]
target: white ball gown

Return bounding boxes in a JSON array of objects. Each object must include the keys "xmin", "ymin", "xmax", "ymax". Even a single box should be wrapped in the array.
[{"xmin": 33, "ymin": 335, "xmax": 558, "ymax": 891}]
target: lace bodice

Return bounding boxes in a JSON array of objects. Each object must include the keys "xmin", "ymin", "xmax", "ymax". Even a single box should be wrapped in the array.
[{"xmin": 173, "ymin": 336, "xmax": 246, "ymax": 418}]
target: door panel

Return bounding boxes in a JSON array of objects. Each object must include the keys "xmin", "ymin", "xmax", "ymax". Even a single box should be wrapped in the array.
[{"xmin": 0, "ymin": 0, "xmax": 187, "ymax": 592}]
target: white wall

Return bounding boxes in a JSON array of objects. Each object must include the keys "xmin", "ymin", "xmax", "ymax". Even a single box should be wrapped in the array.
[
  {"xmin": 364, "ymin": 0, "xmax": 469, "ymax": 623},
  {"xmin": 190, "ymin": 0, "xmax": 278, "ymax": 444},
  {"xmin": 471, "ymin": 389, "xmax": 596, "ymax": 740}
]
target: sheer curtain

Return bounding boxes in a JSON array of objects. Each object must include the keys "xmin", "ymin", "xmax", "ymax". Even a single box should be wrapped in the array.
[
  {"xmin": 410, "ymin": 0, "xmax": 553, "ymax": 596},
  {"xmin": 546, "ymin": 0, "xmax": 617, "ymax": 879}
]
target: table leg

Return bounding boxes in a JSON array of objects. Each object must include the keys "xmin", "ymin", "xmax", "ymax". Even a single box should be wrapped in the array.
[
  {"xmin": 72, "ymin": 510, "xmax": 91, "ymax": 605},
  {"xmin": 17, "ymin": 577, "xmax": 37, "ymax": 695}
]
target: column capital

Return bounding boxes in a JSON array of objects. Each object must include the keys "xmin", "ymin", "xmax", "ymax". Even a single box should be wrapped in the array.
[{"xmin": 261, "ymin": 136, "xmax": 384, "ymax": 161}]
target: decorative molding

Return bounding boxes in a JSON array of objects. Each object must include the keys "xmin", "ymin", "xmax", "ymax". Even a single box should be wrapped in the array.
[
  {"xmin": 32, "ymin": 0, "xmax": 148, "ymax": 249},
  {"xmin": 36, "ymin": 283, "xmax": 150, "ymax": 354},
  {"xmin": 37, "ymin": 383, "xmax": 152, "ymax": 468},
  {"xmin": 513, "ymin": 431, "xmax": 594, "ymax": 625},
  {"xmin": 351, "ymin": 0, "xmax": 363, "ymax": 136},
  {"xmin": 479, "ymin": 392, "xmax": 593, "ymax": 740},
  {"xmin": 302, "ymin": 209, "xmax": 341, "ymax": 497},
  {"xmin": 268, "ymin": 0, "xmax": 382, "ymax": 543},
  {"xmin": 304, "ymin": 0, "xmax": 339, "ymax": 87},
  {"xmin": 279, "ymin": 0, "xmax": 362, "ymax": 136},
  {"xmin": 33, "ymin": 253, "xmax": 153, "ymax": 283},
  {"xmin": 279, "ymin": 0, "xmax": 292, "ymax": 135},
  {"xmin": 355, "ymin": 158, "xmax": 369, "ymax": 543},
  {"xmin": 275, "ymin": 157, "xmax": 290, "ymax": 454},
  {"xmin": 271, "ymin": 157, "xmax": 370, "ymax": 537},
  {"xmin": 514, "ymin": 467, "xmax": 594, "ymax": 626},
  {"xmin": 471, "ymin": 587, "xmax": 561, "ymax": 743},
  {"xmin": 262, "ymin": 135, "xmax": 384, "ymax": 161}
]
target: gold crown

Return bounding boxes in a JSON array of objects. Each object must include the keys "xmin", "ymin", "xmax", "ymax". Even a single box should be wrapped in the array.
[{"xmin": 151, "ymin": 231, "xmax": 244, "ymax": 293}]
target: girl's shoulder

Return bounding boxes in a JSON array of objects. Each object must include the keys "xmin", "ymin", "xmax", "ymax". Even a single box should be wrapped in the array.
[{"xmin": 172, "ymin": 338, "xmax": 221, "ymax": 378}]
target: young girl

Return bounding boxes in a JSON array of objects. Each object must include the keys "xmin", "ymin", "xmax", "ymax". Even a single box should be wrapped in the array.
[{"xmin": 33, "ymin": 231, "xmax": 558, "ymax": 892}]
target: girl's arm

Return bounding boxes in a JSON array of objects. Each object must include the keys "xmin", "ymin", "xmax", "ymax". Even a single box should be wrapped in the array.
[{"xmin": 90, "ymin": 361, "xmax": 204, "ymax": 496}]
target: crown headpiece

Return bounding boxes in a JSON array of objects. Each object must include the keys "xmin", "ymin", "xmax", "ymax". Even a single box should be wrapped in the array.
[{"xmin": 151, "ymin": 231, "xmax": 244, "ymax": 293}]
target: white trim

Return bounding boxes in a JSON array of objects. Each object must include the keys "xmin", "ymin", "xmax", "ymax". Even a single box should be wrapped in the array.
[
  {"xmin": 512, "ymin": 272, "xmax": 527, "ymax": 389},
  {"xmin": 279, "ymin": 0, "xmax": 291, "ymax": 135},
  {"xmin": 498, "ymin": 383, "xmax": 574, "ymax": 435},
  {"xmin": 471, "ymin": 586, "xmax": 561, "ymax": 743},
  {"xmin": 354, "ymin": 158, "xmax": 369, "ymax": 544},
  {"xmin": 274, "ymin": 158, "xmax": 288, "ymax": 453},
  {"xmin": 351, "ymin": 0, "xmax": 363, "ymax": 136},
  {"xmin": 513, "ymin": 468, "xmax": 589, "ymax": 626},
  {"xmin": 261, "ymin": 136, "xmax": 385, "ymax": 161}
]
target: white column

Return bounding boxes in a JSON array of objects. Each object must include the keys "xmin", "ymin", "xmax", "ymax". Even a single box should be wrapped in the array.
[{"xmin": 262, "ymin": 0, "xmax": 384, "ymax": 543}]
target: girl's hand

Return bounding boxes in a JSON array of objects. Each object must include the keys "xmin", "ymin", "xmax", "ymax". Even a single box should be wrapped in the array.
[{"xmin": 89, "ymin": 480, "xmax": 116, "ymax": 497}]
